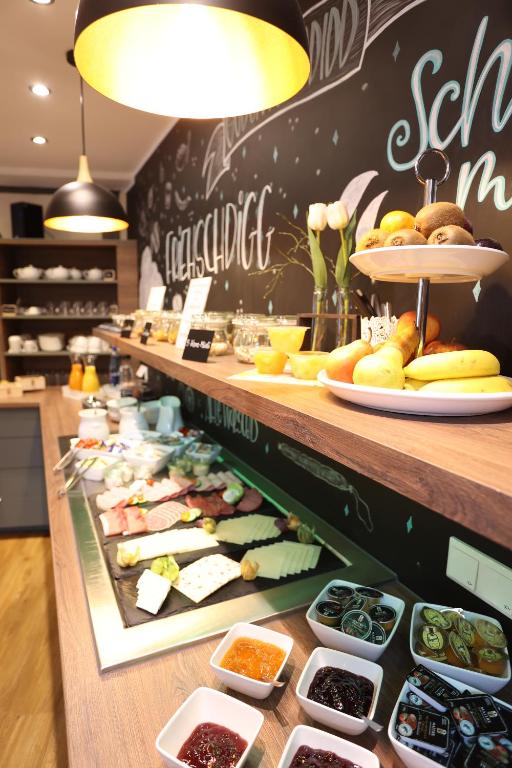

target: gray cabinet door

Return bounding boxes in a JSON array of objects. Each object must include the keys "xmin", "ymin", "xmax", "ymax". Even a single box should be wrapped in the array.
[
  {"xmin": 0, "ymin": 468, "xmax": 48, "ymax": 530},
  {"xmin": 0, "ymin": 409, "xmax": 48, "ymax": 530}
]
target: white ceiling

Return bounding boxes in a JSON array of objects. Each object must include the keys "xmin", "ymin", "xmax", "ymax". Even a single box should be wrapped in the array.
[{"xmin": 0, "ymin": 0, "xmax": 175, "ymax": 190}]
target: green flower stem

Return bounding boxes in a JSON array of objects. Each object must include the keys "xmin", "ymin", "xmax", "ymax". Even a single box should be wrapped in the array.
[{"xmin": 307, "ymin": 224, "xmax": 328, "ymax": 290}]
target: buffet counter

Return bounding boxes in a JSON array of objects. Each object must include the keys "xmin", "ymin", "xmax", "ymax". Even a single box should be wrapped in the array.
[{"xmin": 2, "ymin": 389, "xmax": 510, "ymax": 768}]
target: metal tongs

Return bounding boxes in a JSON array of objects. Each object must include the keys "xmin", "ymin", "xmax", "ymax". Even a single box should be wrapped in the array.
[
  {"xmin": 57, "ymin": 457, "xmax": 97, "ymax": 497},
  {"xmin": 53, "ymin": 446, "xmax": 77, "ymax": 473}
]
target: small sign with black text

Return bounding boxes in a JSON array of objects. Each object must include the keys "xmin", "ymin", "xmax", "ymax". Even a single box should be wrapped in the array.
[
  {"xmin": 140, "ymin": 322, "xmax": 153, "ymax": 345},
  {"xmin": 121, "ymin": 318, "xmax": 134, "ymax": 338},
  {"xmin": 182, "ymin": 329, "xmax": 214, "ymax": 362}
]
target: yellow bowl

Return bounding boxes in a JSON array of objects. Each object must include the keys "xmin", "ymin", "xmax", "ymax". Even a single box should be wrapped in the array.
[
  {"xmin": 267, "ymin": 325, "xmax": 308, "ymax": 354},
  {"xmin": 288, "ymin": 351, "xmax": 329, "ymax": 380},
  {"xmin": 253, "ymin": 349, "xmax": 287, "ymax": 375}
]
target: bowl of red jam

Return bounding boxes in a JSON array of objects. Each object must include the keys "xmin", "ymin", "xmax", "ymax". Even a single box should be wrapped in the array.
[
  {"xmin": 295, "ymin": 646, "xmax": 383, "ymax": 735},
  {"xmin": 155, "ymin": 687, "xmax": 264, "ymax": 768},
  {"xmin": 277, "ymin": 724, "xmax": 379, "ymax": 768}
]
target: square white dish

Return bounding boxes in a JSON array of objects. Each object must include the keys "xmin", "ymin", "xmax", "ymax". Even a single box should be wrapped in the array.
[
  {"xmin": 277, "ymin": 724, "xmax": 380, "ymax": 768},
  {"xmin": 295, "ymin": 646, "xmax": 383, "ymax": 735},
  {"xmin": 70, "ymin": 435, "xmax": 129, "ymax": 461},
  {"xmin": 388, "ymin": 669, "xmax": 512, "ymax": 768},
  {"xmin": 123, "ymin": 441, "xmax": 177, "ymax": 473},
  {"xmin": 155, "ymin": 686, "xmax": 263, "ymax": 768},
  {"xmin": 306, "ymin": 579, "xmax": 405, "ymax": 661},
  {"xmin": 410, "ymin": 602, "xmax": 511, "ymax": 694},
  {"xmin": 210, "ymin": 621, "xmax": 293, "ymax": 700}
]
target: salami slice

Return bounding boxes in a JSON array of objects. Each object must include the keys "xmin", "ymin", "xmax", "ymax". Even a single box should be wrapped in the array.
[
  {"xmin": 186, "ymin": 494, "xmax": 235, "ymax": 517},
  {"xmin": 236, "ymin": 487, "xmax": 263, "ymax": 512}
]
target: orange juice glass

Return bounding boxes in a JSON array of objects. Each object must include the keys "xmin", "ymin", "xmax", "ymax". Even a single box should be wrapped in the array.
[{"xmin": 68, "ymin": 361, "xmax": 83, "ymax": 391}]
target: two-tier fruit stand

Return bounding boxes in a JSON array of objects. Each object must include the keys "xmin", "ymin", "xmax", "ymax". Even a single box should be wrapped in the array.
[{"xmin": 320, "ymin": 150, "xmax": 510, "ymax": 416}]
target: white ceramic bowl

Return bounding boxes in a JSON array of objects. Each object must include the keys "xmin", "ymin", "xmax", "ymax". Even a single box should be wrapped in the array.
[
  {"xmin": 306, "ymin": 579, "xmax": 405, "ymax": 661},
  {"xmin": 388, "ymin": 670, "xmax": 512, "ymax": 768},
  {"xmin": 277, "ymin": 724, "xmax": 380, "ymax": 768},
  {"xmin": 210, "ymin": 621, "xmax": 293, "ymax": 700},
  {"xmin": 410, "ymin": 601, "xmax": 511, "ymax": 694},
  {"xmin": 295, "ymin": 646, "xmax": 383, "ymax": 735},
  {"xmin": 155, "ymin": 686, "xmax": 264, "ymax": 768},
  {"xmin": 38, "ymin": 333, "xmax": 64, "ymax": 352}
]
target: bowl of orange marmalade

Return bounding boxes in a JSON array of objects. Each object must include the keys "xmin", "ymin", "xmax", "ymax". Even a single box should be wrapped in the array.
[{"xmin": 210, "ymin": 622, "xmax": 294, "ymax": 699}]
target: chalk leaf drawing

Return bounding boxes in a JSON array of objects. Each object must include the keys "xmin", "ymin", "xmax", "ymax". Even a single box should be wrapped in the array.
[{"xmin": 278, "ymin": 442, "xmax": 374, "ymax": 533}]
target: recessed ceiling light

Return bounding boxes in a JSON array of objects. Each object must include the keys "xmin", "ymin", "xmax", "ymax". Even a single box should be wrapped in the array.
[
  {"xmin": 31, "ymin": 135, "xmax": 48, "ymax": 145},
  {"xmin": 30, "ymin": 83, "xmax": 51, "ymax": 97},
  {"xmin": 30, "ymin": 0, "xmax": 55, "ymax": 5}
]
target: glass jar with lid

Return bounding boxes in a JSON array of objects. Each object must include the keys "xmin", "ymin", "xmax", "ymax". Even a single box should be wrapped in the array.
[
  {"xmin": 190, "ymin": 313, "xmax": 231, "ymax": 356},
  {"xmin": 233, "ymin": 314, "xmax": 299, "ymax": 363}
]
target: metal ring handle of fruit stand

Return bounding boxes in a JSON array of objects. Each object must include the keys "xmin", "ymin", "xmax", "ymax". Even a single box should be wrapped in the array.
[
  {"xmin": 414, "ymin": 149, "xmax": 451, "ymax": 356},
  {"xmin": 415, "ymin": 149, "xmax": 451, "ymax": 205}
]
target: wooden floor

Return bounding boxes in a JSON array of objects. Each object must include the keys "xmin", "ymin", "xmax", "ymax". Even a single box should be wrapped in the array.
[{"xmin": 0, "ymin": 534, "xmax": 68, "ymax": 768}]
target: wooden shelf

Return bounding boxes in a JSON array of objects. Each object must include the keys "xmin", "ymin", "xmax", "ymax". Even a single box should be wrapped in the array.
[
  {"xmin": 6, "ymin": 351, "xmax": 111, "ymax": 357},
  {"xmin": 2, "ymin": 315, "xmax": 111, "ymax": 321},
  {"xmin": 94, "ymin": 328, "xmax": 512, "ymax": 547},
  {"xmin": 0, "ymin": 279, "xmax": 117, "ymax": 285}
]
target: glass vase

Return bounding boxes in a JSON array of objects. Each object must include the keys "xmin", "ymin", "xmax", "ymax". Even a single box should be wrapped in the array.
[
  {"xmin": 311, "ymin": 287, "xmax": 328, "ymax": 351},
  {"xmin": 336, "ymin": 286, "xmax": 359, "ymax": 347}
]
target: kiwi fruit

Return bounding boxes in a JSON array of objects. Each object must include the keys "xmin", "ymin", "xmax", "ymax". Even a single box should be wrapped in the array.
[
  {"xmin": 384, "ymin": 229, "xmax": 427, "ymax": 247},
  {"xmin": 428, "ymin": 225, "xmax": 475, "ymax": 245},
  {"xmin": 355, "ymin": 228, "xmax": 387, "ymax": 251},
  {"xmin": 415, "ymin": 202, "xmax": 465, "ymax": 238}
]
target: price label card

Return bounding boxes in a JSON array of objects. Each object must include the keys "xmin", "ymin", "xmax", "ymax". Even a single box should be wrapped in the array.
[
  {"xmin": 121, "ymin": 318, "xmax": 134, "ymax": 338},
  {"xmin": 140, "ymin": 321, "xmax": 152, "ymax": 345},
  {"xmin": 182, "ymin": 329, "xmax": 214, "ymax": 362},
  {"xmin": 145, "ymin": 286, "xmax": 166, "ymax": 312},
  {"xmin": 176, "ymin": 276, "xmax": 212, "ymax": 350}
]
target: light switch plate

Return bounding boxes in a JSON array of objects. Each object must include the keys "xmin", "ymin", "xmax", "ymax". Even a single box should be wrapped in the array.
[{"xmin": 447, "ymin": 537, "xmax": 512, "ymax": 619}]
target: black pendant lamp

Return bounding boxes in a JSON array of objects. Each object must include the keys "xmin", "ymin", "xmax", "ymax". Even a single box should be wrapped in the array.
[
  {"xmin": 73, "ymin": 0, "xmax": 310, "ymax": 119},
  {"xmin": 45, "ymin": 74, "xmax": 128, "ymax": 234}
]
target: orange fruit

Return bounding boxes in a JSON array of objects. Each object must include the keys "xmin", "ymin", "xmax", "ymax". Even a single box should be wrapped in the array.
[{"xmin": 380, "ymin": 210, "xmax": 415, "ymax": 233}]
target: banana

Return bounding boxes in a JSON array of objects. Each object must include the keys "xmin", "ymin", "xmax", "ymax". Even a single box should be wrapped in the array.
[
  {"xmin": 421, "ymin": 376, "xmax": 512, "ymax": 394},
  {"xmin": 404, "ymin": 378, "xmax": 429, "ymax": 391},
  {"xmin": 403, "ymin": 350, "xmax": 500, "ymax": 381}
]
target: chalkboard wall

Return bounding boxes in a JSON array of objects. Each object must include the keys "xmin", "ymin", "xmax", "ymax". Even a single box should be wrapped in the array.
[
  {"xmin": 128, "ymin": 0, "xmax": 512, "ymax": 371},
  {"xmin": 128, "ymin": 0, "xmax": 512, "ymax": 623}
]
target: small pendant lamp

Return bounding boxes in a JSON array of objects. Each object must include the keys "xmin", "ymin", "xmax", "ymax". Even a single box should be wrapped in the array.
[
  {"xmin": 44, "ymin": 74, "xmax": 129, "ymax": 234},
  {"xmin": 73, "ymin": 0, "xmax": 310, "ymax": 119}
]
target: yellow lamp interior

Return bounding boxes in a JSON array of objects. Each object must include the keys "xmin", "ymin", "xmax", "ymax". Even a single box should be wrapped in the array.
[
  {"xmin": 74, "ymin": 5, "xmax": 310, "ymax": 118},
  {"xmin": 44, "ymin": 215, "xmax": 129, "ymax": 233}
]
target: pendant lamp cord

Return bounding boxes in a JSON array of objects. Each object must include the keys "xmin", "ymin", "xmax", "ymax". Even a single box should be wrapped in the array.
[{"xmin": 80, "ymin": 76, "xmax": 87, "ymax": 156}]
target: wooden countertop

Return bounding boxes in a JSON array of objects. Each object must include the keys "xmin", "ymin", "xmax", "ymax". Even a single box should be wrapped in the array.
[
  {"xmin": 2, "ymin": 389, "xmax": 510, "ymax": 768},
  {"xmin": 94, "ymin": 329, "xmax": 512, "ymax": 548}
]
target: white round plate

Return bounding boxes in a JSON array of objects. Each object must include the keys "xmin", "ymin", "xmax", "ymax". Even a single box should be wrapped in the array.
[
  {"xmin": 317, "ymin": 370, "xmax": 512, "ymax": 416},
  {"xmin": 349, "ymin": 244, "xmax": 508, "ymax": 283}
]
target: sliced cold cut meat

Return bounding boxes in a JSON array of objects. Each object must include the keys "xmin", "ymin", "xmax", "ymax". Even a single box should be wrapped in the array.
[{"xmin": 236, "ymin": 488, "xmax": 263, "ymax": 512}]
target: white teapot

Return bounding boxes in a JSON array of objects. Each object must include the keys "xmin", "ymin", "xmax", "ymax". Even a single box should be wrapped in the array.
[
  {"xmin": 13, "ymin": 265, "xmax": 42, "ymax": 280},
  {"xmin": 83, "ymin": 267, "xmax": 103, "ymax": 281},
  {"xmin": 45, "ymin": 265, "xmax": 69, "ymax": 280}
]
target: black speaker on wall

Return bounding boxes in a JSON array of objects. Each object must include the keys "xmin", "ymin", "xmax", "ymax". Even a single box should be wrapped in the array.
[{"xmin": 11, "ymin": 202, "xmax": 44, "ymax": 238}]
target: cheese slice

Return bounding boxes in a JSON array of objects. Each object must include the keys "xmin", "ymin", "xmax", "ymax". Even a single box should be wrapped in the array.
[
  {"xmin": 135, "ymin": 568, "xmax": 171, "ymax": 614},
  {"xmin": 215, "ymin": 514, "xmax": 280, "ymax": 545},
  {"xmin": 242, "ymin": 541, "xmax": 322, "ymax": 580},
  {"xmin": 117, "ymin": 528, "xmax": 218, "ymax": 565},
  {"xmin": 173, "ymin": 554, "xmax": 241, "ymax": 603}
]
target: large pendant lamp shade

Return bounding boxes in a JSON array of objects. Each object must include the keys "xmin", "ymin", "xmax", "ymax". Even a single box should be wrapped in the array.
[
  {"xmin": 74, "ymin": 0, "xmax": 310, "ymax": 118},
  {"xmin": 44, "ymin": 76, "xmax": 128, "ymax": 233}
]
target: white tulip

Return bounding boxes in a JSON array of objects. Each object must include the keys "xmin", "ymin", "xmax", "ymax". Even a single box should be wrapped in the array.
[
  {"xmin": 327, "ymin": 200, "xmax": 349, "ymax": 230},
  {"xmin": 307, "ymin": 203, "xmax": 328, "ymax": 232}
]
